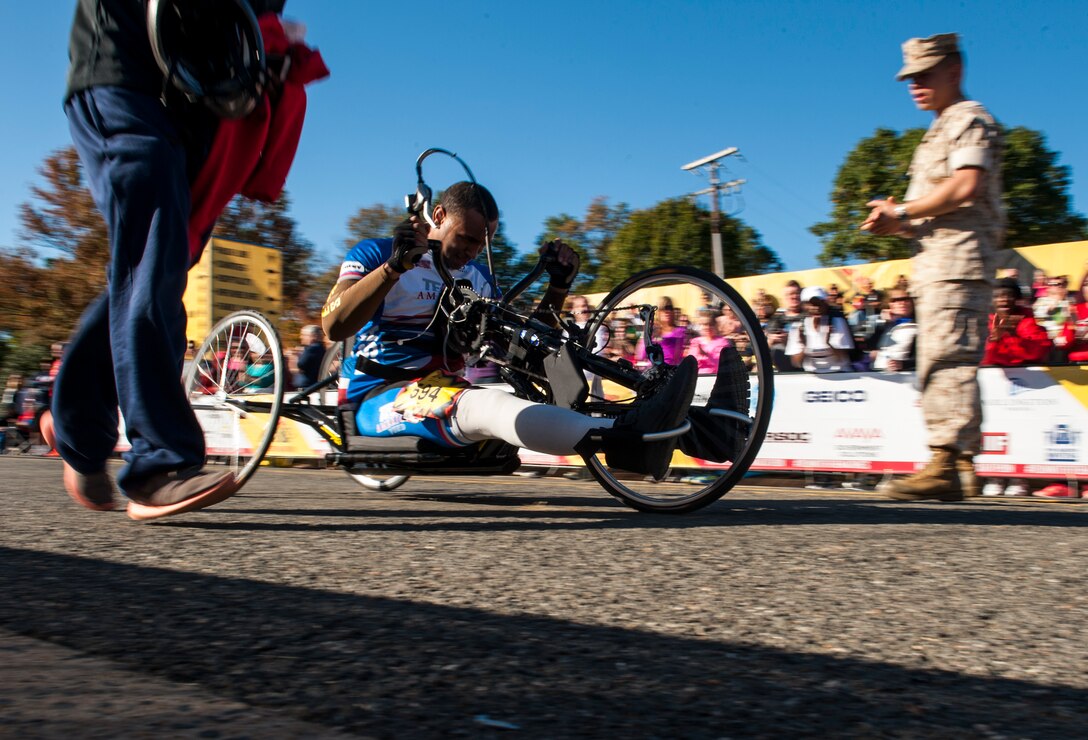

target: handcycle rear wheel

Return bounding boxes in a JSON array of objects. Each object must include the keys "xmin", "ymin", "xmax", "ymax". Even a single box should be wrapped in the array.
[
  {"xmin": 183, "ymin": 310, "xmax": 285, "ymax": 488},
  {"xmin": 318, "ymin": 340, "xmax": 344, "ymax": 380},
  {"xmin": 345, "ymin": 469, "xmax": 411, "ymax": 491},
  {"xmin": 320, "ymin": 341, "xmax": 411, "ymax": 492},
  {"xmin": 583, "ymin": 266, "xmax": 773, "ymax": 514}
]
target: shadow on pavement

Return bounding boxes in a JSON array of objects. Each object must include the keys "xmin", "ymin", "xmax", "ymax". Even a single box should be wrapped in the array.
[
  {"xmin": 1, "ymin": 546, "xmax": 1084, "ymax": 737},
  {"xmin": 189, "ymin": 492, "xmax": 1088, "ymax": 533}
]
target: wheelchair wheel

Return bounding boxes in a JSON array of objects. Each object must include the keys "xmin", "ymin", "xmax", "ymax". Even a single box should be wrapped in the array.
[
  {"xmin": 582, "ymin": 266, "xmax": 773, "ymax": 514},
  {"xmin": 319, "ymin": 341, "xmax": 411, "ymax": 492},
  {"xmin": 183, "ymin": 310, "xmax": 285, "ymax": 488},
  {"xmin": 318, "ymin": 340, "xmax": 344, "ymax": 380},
  {"xmin": 345, "ymin": 469, "xmax": 411, "ymax": 492}
]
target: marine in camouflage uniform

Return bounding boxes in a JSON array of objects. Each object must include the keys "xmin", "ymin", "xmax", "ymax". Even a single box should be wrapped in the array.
[{"xmin": 862, "ymin": 33, "xmax": 1004, "ymax": 501}]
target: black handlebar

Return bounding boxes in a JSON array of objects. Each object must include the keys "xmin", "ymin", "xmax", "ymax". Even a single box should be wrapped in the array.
[
  {"xmin": 428, "ymin": 239, "xmax": 456, "ymax": 291},
  {"xmin": 500, "ymin": 255, "xmax": 548, "ymax": 307}
]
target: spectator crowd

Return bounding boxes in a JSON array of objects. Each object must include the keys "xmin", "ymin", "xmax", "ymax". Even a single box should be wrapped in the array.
[
  {"xmin": 558, "ymin": 265, "xmax": 1088, "ymax": 500},
  {"xmin": 563, "ymin": 264, "xmax": 1088, "ymax": 380}
]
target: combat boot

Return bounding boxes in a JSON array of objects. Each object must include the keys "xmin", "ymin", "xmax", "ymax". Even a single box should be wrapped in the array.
[
  {"xmin": 957, "ymin": 452, "xmax": 980, "ymax": 498},
  {"xmin": 879, "ymin": 446, "xmax": 963, "ymax": 501}
]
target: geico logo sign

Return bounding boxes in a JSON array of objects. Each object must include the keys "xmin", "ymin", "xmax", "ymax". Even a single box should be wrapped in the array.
[
  {"xmin": 765, "ymin": 432, "xmax": 812, "ymax": 443},
  {"xmin": 802, "ymin": 390, "xmax": 867, "ymax": 403}
]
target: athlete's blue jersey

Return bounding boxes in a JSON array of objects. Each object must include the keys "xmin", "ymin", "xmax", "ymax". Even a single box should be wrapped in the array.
[{"xmin": 338, "ymin": 238, "xmax": 497, "ymax": 402}]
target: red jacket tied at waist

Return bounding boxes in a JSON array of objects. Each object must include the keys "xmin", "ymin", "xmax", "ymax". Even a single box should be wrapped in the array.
[{"xmin": 188, "ymin": 13, "xmax": 330, "ymax": 264}]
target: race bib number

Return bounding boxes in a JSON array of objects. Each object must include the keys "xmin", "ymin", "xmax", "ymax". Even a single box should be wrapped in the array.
[{"xmin": 391, "ymin": 371, "xmax": 470, "ymax": 421}]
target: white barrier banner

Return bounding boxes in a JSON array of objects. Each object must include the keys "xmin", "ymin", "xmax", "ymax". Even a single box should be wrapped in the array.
[
  {"xmin": 755, "ymin": 366, "xmax": 1088, "ymax": 479},
  {"xmin": 975, "ymin": 366, "xmax": 1088, "ymax": 479},
  {"xmin": 755, "ymin": 371, "xmax": 927, "ymax": 474},
  {"xmin": 178, "ymin": 367, "xmax": 1088, "ymax": 480}
]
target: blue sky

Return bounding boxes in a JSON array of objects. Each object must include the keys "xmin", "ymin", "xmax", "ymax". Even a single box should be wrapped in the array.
[{"xmin": 1, "ymin": 1, "xmax": 1085, "ymax": 272}]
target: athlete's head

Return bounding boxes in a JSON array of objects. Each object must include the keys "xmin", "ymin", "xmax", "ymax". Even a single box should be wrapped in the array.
[{"xmin": 430, "ymin": 181, "xmax": 499, "ymax": 270}]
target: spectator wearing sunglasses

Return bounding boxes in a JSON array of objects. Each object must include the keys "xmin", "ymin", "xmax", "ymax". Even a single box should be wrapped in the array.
[
  {"xmin": 1033, "ymin": 275, "xmax": 1076, "ymax": 363},
  {"xmin": 869, "ymin": 290, "xmax": 918, "ymax": 371}
]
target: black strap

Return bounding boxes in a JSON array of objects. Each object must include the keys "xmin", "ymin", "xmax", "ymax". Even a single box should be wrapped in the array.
[{"xmin": 356, "ymin": 358, "xmax": 428, "ymax": 383}]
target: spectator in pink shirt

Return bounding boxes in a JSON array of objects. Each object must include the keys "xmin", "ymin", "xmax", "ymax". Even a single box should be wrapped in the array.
[{"xmin": 687, "ymin": 313, "xmax": 733, "ymax": 373}]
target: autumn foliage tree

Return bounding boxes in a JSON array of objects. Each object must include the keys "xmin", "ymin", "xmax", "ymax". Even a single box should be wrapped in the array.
[
  {"xmin": 1, "ymin": 147, "xmax": 110, "ymax": 374},
  {"xmin": 592, "ymin": 198, "xmax": 781, "ymax": 290},
  {"xmin": 3, "ymin": 146, "xmax": 317, "ymax": 373},
  {"xmin": 536, "ymin": 197, "xmax": 631, "ymax": 291},
  {"xmin": 343, "ymin": 203, "xmax": 404, "ymax": 247}
]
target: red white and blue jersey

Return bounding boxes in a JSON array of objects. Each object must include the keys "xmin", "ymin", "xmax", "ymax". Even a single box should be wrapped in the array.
[{"xmin": 338, "ymin": 238, "xmax": 497, "ymax": 402}]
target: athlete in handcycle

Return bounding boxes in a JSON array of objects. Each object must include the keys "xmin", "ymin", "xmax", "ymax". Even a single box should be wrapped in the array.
[{"xmin": 185, "ymin": 150, "xmax": 773, "ymax": 513}]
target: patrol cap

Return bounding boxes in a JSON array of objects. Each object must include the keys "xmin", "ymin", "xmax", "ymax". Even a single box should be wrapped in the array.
[
  {"xmin": 896, "ymin": 33, "xmax": 960, "ymax": 81},
  {"xmin": 800, "ymin": 286, "xmax": 827, "ymax": 303}
]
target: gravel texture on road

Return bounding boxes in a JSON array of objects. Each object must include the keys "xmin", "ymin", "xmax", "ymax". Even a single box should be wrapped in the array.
[{"xmin": 1, "ymin": 457, "xmax": 1086, "ymax": 738}]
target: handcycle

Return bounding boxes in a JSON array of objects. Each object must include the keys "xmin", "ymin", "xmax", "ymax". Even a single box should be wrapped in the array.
[{"xmin": 183, "ymin": 149, "xmax": 774, "ymax": 513}]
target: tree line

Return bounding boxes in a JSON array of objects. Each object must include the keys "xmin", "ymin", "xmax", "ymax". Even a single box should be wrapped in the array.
[{"xmin": 2, "ymin": 124, "xmax": 1085, "ymax": 377}]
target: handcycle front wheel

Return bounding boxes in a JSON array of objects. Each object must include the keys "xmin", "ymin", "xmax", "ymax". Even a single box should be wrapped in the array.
[
  {"xmin": 183, "ymin": 310, "xmax": 285, "ymax": 488},
  {"xmin": 582, "ymin": 266, "xmax": 774, "ymax": 514}
]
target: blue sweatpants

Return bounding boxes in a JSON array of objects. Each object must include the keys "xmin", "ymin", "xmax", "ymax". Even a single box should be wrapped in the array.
[{"xmin": 54, "ymin": 87, "xmax": 207, "ymax": 489}]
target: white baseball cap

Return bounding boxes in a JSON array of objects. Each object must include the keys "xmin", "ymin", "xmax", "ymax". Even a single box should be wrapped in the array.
[{"xmin": 800, "ymin": 286, "xmax": 827, "ymax": 303}]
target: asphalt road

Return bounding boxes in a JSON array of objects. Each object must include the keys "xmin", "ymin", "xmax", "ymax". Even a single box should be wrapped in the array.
[{"xmin": 1, "ymin": 456, "xmax": 1086, "ymax": 738}]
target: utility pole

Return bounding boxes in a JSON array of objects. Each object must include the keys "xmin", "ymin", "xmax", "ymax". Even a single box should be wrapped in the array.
[{"xmin": 682, "ymin": 147, "xmax": 744, "ymax": 279}]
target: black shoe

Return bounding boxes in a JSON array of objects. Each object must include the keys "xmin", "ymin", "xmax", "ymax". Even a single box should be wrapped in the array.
[
  {"xmin": 677, "ymin": 346, "xmax": 749, "ymax": 463},
  {"xmin": 707, "ymin": 345, "xmax": 750, "ymax": 413},
  {"xmin": 605, "ymin": 356, "xmax": 698, "ymax": 481}
]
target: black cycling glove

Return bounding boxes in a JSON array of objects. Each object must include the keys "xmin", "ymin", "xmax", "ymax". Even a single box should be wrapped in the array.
[
  {"xmin": 387, "ymin": 220, "xmax": 429, "ymax": 274},
  {"xmin": 544, "ymin": 246, "xmax": 579, "ymax": 290}
]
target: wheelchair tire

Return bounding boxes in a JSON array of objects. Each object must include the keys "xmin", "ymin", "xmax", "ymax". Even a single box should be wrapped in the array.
[
  {"xmin": 582, "ymin": 266, "xmax": 773, "ymax": 513},
  {"xmin": 183, "ymin": 310, "xmax": 285, "ymax": 488}
]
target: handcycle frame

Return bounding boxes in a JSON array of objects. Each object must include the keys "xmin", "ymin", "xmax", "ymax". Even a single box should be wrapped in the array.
[
  {"xmin": 198, "ymin": 251, "xmax": 697, "ymax": 468},
  {"xmin": 187, "ymin": 255, "xmax": 773, "ymax": 513},
  {"xmin": 184, "ymin": 149, "xmax": 773, "ymax": 512}
]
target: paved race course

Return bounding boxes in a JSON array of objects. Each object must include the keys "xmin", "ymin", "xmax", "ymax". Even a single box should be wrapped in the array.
[{"xmin": 1, "ymin": 456, "xmax": 1086, "ymax": 738}]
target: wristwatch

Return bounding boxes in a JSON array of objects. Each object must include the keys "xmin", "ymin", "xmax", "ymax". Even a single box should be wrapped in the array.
[{"xmin": 894, "ymin": 204, "xmax": 911, "ymax": 224}]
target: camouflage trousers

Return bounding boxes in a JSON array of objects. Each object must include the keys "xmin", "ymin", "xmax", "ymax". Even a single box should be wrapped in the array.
[{"xmin": 914, "ymin": 280, "xmax": 990, "ymax": 454}]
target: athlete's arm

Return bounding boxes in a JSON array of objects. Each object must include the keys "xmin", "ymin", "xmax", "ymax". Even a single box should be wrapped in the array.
[
  {"xmin": 322, "ymin": 219, "xmax": 431, "ymax": 341},
  {"xmin": 534, "ymin": 285, "xmax": 570, "ymax": 327},
  {"xmin": 321, "ymin": 265, "xmax": 401, "ymax": 342},
  {"xmin": 532, "ymin": 239, "xmax": 580, "ymax": 327}
]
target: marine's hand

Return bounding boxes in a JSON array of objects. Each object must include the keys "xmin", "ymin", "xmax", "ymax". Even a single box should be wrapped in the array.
[
  {"xmin": 540, "ymin": 239, "xmax": 579, "ymax": 290},
  {"xmin": 860, "ymin": 196, "xmax": 905, "ymax": 236},
  {"xmin": 387, "ymin": 217, "xmax": 429, "ymax": 274}
]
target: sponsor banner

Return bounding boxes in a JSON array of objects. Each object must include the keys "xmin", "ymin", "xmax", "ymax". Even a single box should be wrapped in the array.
[
  {"xmin": 516, "ymin": 367, "xmax": 1088, "ymax": 479},
  {"xmin": 975, "ymin": 367, "xmax": 1088, "ymax": 477},
  {"xmin": 120, "ymin": 394, "xmax": 335, "ymax": 460},
  {"xmin": 759, "ymin": 372, "xmax": 929, "ymax": 471},
  {"xmin": 755, "ymin": 367, "xmax": 1088, "ymax": 478},
  {"xmin": 172, "ymin": 367, "xmax": 1088, "ymax": 479}
]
